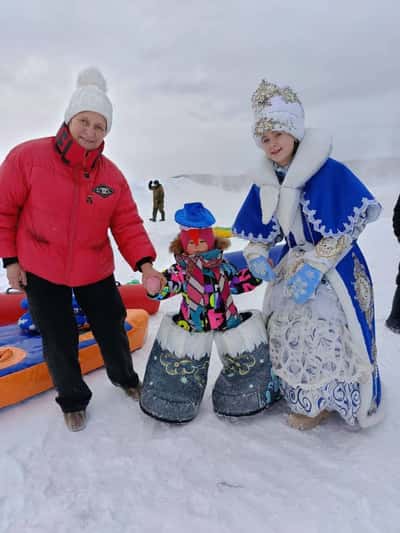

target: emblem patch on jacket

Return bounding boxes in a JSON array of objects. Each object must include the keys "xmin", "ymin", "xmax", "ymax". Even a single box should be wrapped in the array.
[{"xmin": 93, "ymin": 185, "xmax": 114, "ymax": 198}]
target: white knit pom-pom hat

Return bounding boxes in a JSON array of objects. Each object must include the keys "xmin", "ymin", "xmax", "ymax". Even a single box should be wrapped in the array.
[{"xmin": 64, "ymin": 67, "xmax": 113, "ymax": 133}]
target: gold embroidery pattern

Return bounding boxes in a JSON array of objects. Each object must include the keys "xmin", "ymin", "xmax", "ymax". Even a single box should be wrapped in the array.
[
  {"xmin": 222, "ymin": 352, "xmax": 256, "ymax": 377},
  {"xmin": 316, "ymin": 236, "xmax": 347, "ymax": 259},
  {"xmin": 251, "ymin": 80, "xmax": 301, "ymax": 112},
  {"xmin": 371, "ymin": 337, "xmax": 377, "ymax": 363},
  {"xmin": 353, "ymin": 254, "xmax": 373, "ymax": 329},
  {"xmin": 284, "ymin": 259, "xmax": 305, "ymax": 280},
  {"xmin": 254, "ymin": 116, "xmax": 298, "ymax": 138},
  {"xmin": 160, "ymin": 352, "xmax": 209, "ymax": 386},
  {"xmin": 254, "ymin": 117, "xmax": 284, "ymax": 137}
]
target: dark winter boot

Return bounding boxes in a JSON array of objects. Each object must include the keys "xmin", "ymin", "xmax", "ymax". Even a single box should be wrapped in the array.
[
  {"xmin": 122, "ymin": 381, "xmax": 143, "ymax": 400},
  {"xmin": 386, "ymin": 285, "xmax": 400, "ymax": 334},
  {"xmin": 64, "ymin": 409, "xmax": 87, "ymax": 432},
  {"xmin": 212, "ymin": 310, "xmax": 280, "ymax": 417},
  {"xmin": 140, "ymin": 314, "xmax": 213, "ymax": 423},
  {"xmin": 160, "ymin": 210, "xmax": 166, "ymax": 221},
  {"xmin": 149, "ymin": 208, "xmax": 157, "ymax": 222}
]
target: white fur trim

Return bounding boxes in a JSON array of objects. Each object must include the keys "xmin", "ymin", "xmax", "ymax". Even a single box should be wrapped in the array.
[
  {"xmin": 156, "ymin": 313, "xmax": 213, "ymax": 360},
  {"xmin": 254, "ymin": 129, "xmax": 332, "ymax": 236},
  {"xmin": 213, "ymin": 310, "xmax": 267, "ymax": 357},
  {"xmin": 301, "ymin": 196, "xmax": 382, "ymax": 238},
  {"xmin": 243, "ymin": 241, "xmax": 271, "ymax": 262}
]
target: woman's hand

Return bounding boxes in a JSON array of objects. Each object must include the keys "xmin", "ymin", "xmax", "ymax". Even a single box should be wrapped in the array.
[
  {"xmin": 140, "ymin": 263, "xmax": 166, "ymax": 295},
  {"xmin": 6, "ymin": 263, "xmax": 27, "ymax": 290}
]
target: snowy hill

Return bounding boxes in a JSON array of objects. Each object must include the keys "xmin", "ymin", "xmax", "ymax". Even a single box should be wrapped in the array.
[
  {"xmin": 345, "ymin": 157, "xmax": 400, "ymax": 183},
  {"xmin": 168, "ymin": 156, "xmax": 400, "ymax": 194},
  {"xmin": 1, "ymin": 172, "xmax": 399, "ymax": 533}
]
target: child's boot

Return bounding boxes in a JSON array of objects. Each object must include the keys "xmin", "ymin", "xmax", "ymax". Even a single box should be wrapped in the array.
[
  {"xmin": 212, "ymin": 310, "xmax": 280, "ymax": 417},
  {"xmin": 386, "ymin": 285, "xmax": 400, "ymax": 334},
  {"xmin": 140, "ymin": 314, "xmax": 213, "ymax": 423}
]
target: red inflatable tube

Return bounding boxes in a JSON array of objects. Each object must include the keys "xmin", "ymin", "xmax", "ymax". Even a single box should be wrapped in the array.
[
  {"xmin": 118, "ymin": 284, "xmax": 159, "ymax": 315},
  {"xmin": 0, "ymin": 284, "xmax": 159, "ymax": 326}
]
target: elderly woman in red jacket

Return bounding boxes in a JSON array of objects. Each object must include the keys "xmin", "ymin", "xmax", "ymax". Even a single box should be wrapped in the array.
[{"xmin": 0, "ymin": 68, "xmax": 163, "ymax": 431}]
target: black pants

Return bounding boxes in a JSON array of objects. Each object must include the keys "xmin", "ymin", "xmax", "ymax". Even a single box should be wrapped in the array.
[
  {"xmin": 25, "ymin": 273, "xmax": 139, "ymax": 413},
  {"xmin": 152, "ymin": 206, "xmax": 165, "ymax": 221}
]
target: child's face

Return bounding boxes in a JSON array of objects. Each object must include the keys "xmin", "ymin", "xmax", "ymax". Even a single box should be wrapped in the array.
[
  {"xmin": 186, "ymin": 239, "xmax": 209, "ymax": 255},
  {"xmin": 261, "ymin": 131, "xmax": 296, "ymax": 166}
]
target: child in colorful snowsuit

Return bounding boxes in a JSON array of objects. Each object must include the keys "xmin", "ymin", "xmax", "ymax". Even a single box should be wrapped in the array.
[
  {"xmin": 140, "ymin": 202, "xmax": 280, "ymax": 422},
  {"xmin": 233, "ymin": 80, "xmax": 383, "ymax": 430}
]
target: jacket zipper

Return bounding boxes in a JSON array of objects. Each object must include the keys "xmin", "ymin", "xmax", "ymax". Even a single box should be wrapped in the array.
[{"xmin": 65, "ymin": 166, "xmax": 82, "ymax": 283}]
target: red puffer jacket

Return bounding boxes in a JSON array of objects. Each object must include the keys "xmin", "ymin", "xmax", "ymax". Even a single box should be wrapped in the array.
[{"xmin": 0, "ymin": 125, "xmax": 156, "ymax": 287}]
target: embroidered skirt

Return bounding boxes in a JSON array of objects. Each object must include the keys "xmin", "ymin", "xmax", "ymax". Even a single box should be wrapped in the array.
[{"xmin": 264, "ymin": 256, "xmax": 371, "ymax": 424}]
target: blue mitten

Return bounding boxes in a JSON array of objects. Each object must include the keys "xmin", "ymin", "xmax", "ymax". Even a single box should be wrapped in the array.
[
  {"xmin": 248, "ymin": 256, "xmax": 276, "ymax": 281},
  {"xmin": 287, "ymin": 264, "xmax": 323, "ymax": 304}
]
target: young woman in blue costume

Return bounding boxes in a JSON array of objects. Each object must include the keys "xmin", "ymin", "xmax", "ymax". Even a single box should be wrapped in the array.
[{"xmin": 233, "ymin": 80, "xmax": 383, "ymax": 430}]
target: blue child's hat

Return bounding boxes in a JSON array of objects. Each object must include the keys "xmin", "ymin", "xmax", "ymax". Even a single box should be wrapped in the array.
[{"xmin": 174, "ymin": 202, "xmax": 216, "ymax": 228}]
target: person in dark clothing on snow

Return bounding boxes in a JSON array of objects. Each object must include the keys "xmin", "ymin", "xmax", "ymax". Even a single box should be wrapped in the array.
[
  {"xmin": 386, "ymin": 193, "xmax": 400, "ymax": 333},
  {"xmin": 148, "ymin": 179, "xmax": 165, "ymax": 221}
]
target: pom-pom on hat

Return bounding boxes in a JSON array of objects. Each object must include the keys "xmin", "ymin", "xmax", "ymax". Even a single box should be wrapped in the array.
[
  {"xmin": 174, "ymin": 202, "xmax": 216, "ymax": 229},
  {"xmin": 252, "ymin": 80, "xmax": 304, "ymax": 147},
  {"xmin": 64, "ymin": 67, "xmax": 113, "ymax": 133}
]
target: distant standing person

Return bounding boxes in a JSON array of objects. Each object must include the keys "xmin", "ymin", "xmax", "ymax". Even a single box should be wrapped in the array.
[
  {"xmin": 386, "ymin": 193, "xmax": 400, "ymax": 333},
  {"xmin": 148, "ymin": 179, "xmax": 165, "ymax": 221},
  {"xmin": 0, "ymin": 67, "xmax": 164, "ymax": 432}
]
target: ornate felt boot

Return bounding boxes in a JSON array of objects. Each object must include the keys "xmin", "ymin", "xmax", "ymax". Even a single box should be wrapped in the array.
[
  {"xmin": 212, "ymin": 310, "xmax": 280, "ymax": 417},
  {"xmin": 140, "ymin": 314, "xmax": 213, "ymax": 423}
]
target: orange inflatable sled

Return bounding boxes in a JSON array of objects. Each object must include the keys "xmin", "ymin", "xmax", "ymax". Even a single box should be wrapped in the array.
[
  {"xmin": 0, "ymin": 283, "xmax": 159, "ymax": 326},
  {"xmin": 0, "ymin": 308, "xmax": 149, "ymax": 409}
]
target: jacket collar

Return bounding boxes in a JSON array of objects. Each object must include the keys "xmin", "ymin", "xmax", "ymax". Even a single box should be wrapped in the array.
[
  {"xmin": 254, "ymin": 128, "xmax": 332, "ymax": 235},
  {"xmin": 54, "ymin": 123, "xmax": 104, "ymax": 169}
]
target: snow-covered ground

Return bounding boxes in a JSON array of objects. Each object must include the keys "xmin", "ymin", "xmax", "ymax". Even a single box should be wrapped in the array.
[{"xmin": 1, "ymin": 171, "xmax": 399, "ymax": 533}]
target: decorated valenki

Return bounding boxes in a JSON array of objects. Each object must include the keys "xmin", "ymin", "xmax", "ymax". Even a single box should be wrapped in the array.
[
  {"xmin": 140, "ymin": 202, "xmax": 280, "ymax": 423},
  {"xmin": 233, "ymin": 79, "xmax": 383, "ymax": 430}
]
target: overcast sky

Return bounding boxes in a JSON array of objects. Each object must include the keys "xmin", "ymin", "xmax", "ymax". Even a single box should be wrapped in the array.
[{"xmin": 0, "ymin": 0, "xmax": 399, "ymax": 181}]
